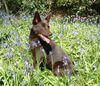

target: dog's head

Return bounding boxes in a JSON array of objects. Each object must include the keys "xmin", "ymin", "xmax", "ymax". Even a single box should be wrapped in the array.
[{"xmin": 32, "ymin": 11, "xmax": 52, "ymax": 38}]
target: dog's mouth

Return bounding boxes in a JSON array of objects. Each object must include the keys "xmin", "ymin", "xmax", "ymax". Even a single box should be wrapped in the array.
[
  {"xmin": 43, "ymin": 35, "xmax": 49, "ymax": 38},
  {"xmin": 38, "ymin": 34, "xmax": 50, "ymax": 44}
]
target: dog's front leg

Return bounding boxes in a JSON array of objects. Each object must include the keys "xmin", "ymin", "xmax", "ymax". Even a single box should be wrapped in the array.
[{"xmin": 31, "ymin": 48, "xmax": 37, "ymax": 68}]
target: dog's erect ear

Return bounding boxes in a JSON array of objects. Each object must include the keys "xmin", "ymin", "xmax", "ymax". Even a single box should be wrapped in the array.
[
  {"xmin": 33, "ymin": 11, "xmax": 41, "ymax": 25},
  {"xmin": 45, "ymin": 12, "xmax": 52, "ymax": 23}
]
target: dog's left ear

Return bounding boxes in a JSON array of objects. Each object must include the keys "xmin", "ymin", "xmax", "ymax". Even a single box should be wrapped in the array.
[
  {"xmin": 33, "ymin": 11, "xmax": 41, "ymax": 25},
  {"xmin": 45, "ymin": 12, "xmax": 53, "ymax": 23}
]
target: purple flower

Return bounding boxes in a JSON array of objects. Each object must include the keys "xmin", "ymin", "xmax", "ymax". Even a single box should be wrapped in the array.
[
  {"xmin": 63, "ymin": 56, "xmax": 70, "ymax": 65},
  {"xmin": 5, "ymin": 52, "xmax": 13, "ymax": 58},
  {"xmin": 26, "ymin": 43, "xmax": 30, "ymax": 49},
  {"xmin": 79, "ymin": 48, "xmax": 85, "ymax": 55},
  {"xmin": 73, "ymin": 31, "xmax": 79, "ymax": 36},
  {"xmin": 63, "ymin": 24, "xmax": 66, "ymax": 28},
  {"xmin": 74, "ymin": 61, "xmax": 78, "ymax": 67},
  {"xmin": 12, "ymin": 72, "xmax": 16, "ymax": 80},
  {"xmin": 40, "ymin": 80, "xmax": 44, "ymax": 86},
  {"xmin": 15, "ymin": 61, "xmax": 19, "ymax": 66},
  {"xmin": 31, "ymin": 41, "xmax": 37, "ymax": 48},
  {"xmin": 16, "ymin": 36, "xmax": 21, "ymax": 41},
  {"xmin": 74, "ymin": 17, "xmax": 79, "ymax": 21},
  {"xmin": 15, "ymin": 41, "xmax": 21, "ymax": 45},
  {"xmin": 3, "ymin": 19, "xmax": 11, "ymax": 26},
  {"xmin": 97, "ymin": 24, "xmax": 100, "ymax": 27},
  {"xmin": 3, "ymin": 43, "xmax": 9, "ymax": 48},
  {"xmin": 24, "ymin": 58, "xmax": 29, "ymax": 65},
  {"xmin": 92, "ymin": 64, "xmax": 97, "ymax": 71},
  {"xmin": 15, "ymin": 35, "xmax": 22, "ymax": 46},
  {"xmin": 11, "ymin": 31, "xmax": 15, "ymax": 34},
  {"xmin": 75, "ymin": 24, "xmax": 80, "ymax": 28}
]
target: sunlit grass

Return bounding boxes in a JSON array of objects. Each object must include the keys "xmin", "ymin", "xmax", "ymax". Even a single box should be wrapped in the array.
[{"xmin": 0, "ymin": 15, "xmax": 100, "ymax": 86}]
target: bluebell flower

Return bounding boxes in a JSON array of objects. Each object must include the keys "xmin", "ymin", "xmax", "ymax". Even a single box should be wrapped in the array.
[
  {"xmin": 11, "ymin": 31, "xmax": 15, "ymax": 34},
  {"xmin": 26, "ymin": 43, "xmax": 30, "ymax": 49},
  {"xmin": 24, "ymin": 58, "xmax": 34, "ymax": 74},
  {"xmin": 15, "ymin": 61, "xmax": 19, "ymax": 66},
  {"xmin": 15, "ymin": 41, "xmax": 21, "ymax": 46},
  {"xmin": 15, "ymin": 35, "xmax": 22, "ymax": 46},
  {"xmin": 73, "ymin": 31, "xmax": 79, "ymax": 36},
  {"xmin": 5, "ymin": 52, "xmax": 13, "ymax": 58},
  {"xmin": 3, "ymin": 18, "xmax": 11, "ymax": 26},
  {"xmin": 59, "ymin": 32, "xmax": 63, "ymax": 37},
  {"xmin": 79, "ymin": 48, "xmax": 85, "ymax": 55},
  {"xmin": 16, "ymin": 36, "xmax": 21, "ymax": 41},
  {"xmin": 22, "ymin": 16, "xmax": 29, "ymax": 21},
  {"xmin": 74, "ymin": 61, "xmax": 78, "ymax": 67},
  {"xmin": 40, "ymin": 80, "xmax": 44, "ymax": 86},
  {"xmin": 75, "ymin": 24, "xmax": 80, "ymax": 28},
  {"xmin": 12, "ymin": 72, "xmax": 16, "ymax": 80},
  {"xmin": 97, "ymin": 24, "xmax": 100, "ymax": 27},
  {"xmin": 92, "ymin": 64, "xmax": 97, "ymax": 71},
  {"xmin": 63, "ymin": 56, "xmax": 69, "ymax": 66},
  {"xmin": 3, "ymin": 43, "xmax": 9, "ymax": 48},
  {"xmin": 22, "ymin": 54, "xmax": 26, "ymax": 57},
  {"xmin": 24, "ymin": 58, "xmax": 29, "ymax": 65},
  {"xmin": 86, "ymin": 19, "xmax": 89, "ymax": 23},
  {"xmin": 11, "ymin": 15, "xmax": 15, "ymax": 19},
  {"xmin": 74, "ymin": 17, "xmax": 79, "ymax": 21},
  {"xmin": 31, "ymin": 41, "xmax": 37, "ymax": 48},
  {"xmin": 63, "ymin": 16, "xmax": 68, "ymax": 20}
]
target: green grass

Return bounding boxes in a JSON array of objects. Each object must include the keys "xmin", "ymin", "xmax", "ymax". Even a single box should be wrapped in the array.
[{"xmin": 0, "ymin": 16, "xmax": 100, "ymax": 86}]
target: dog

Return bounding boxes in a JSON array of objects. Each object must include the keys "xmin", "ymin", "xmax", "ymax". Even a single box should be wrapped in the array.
[
  {"xmin": 29, "ymin": 11, "xmax": 52, "ymax": 68},
  {"xmin": 30, "ymin": 11, "xmax": 74, "ymax": 76}
]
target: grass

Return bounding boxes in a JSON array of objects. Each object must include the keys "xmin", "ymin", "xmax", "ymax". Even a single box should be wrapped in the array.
[{"xmin": 0, "ymin": 15, "xmax": 100, "ymax": 86}]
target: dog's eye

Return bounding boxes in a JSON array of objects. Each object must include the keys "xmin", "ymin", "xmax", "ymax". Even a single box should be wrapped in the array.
[{"xmin": 48, "ymin": 25, "xmax": 50, "ymax": 28}]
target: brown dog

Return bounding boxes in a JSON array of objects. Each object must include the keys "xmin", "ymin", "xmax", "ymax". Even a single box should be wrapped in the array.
[
  {"xmin": 30, "ymin": 12, "xmax": 74, "ymax": 76},
  {"xmin": 31, "ymin": 13, "xmax": 73, "ymax": 76},
  {"xmin": 29, "ymin": 11, "xmax": 52, "ymax": 68}
]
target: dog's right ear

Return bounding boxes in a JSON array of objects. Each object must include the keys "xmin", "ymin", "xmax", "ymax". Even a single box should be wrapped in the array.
[
  {"xmin": 45, "ymin": 12, "xmax": 53, "ymax": 23},
  {"xmin": 33, "ymin": 11, "xmax": 41, "ymax": 25}
]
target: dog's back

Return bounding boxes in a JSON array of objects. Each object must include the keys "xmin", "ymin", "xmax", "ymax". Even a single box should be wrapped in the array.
[
  {"xmin": 49, "ymin": 45, "xmax": 73, "ymax": 76},
  {"xmin": 38, "ymin": 35, "xmax": 74, "ymax": 76}
]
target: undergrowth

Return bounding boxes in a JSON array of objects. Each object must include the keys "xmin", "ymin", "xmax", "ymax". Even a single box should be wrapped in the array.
[{"xmin": 0, "ymin": 15, "xmax": 100, "ymax": 86}]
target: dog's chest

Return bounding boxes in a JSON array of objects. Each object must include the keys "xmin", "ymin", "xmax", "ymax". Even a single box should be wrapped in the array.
[
  {"xmin": 30, "ymin": 39, "xmax": 41, "ymax": 48},
  {"xmin": 30, "ymin": 39, "xmax": 46, "ymax": 58}
]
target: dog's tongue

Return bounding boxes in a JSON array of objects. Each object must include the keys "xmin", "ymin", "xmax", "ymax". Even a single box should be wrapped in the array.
[{"xmin": 38, "ymin": 34, "xmax": 50, "ymax": 44}]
